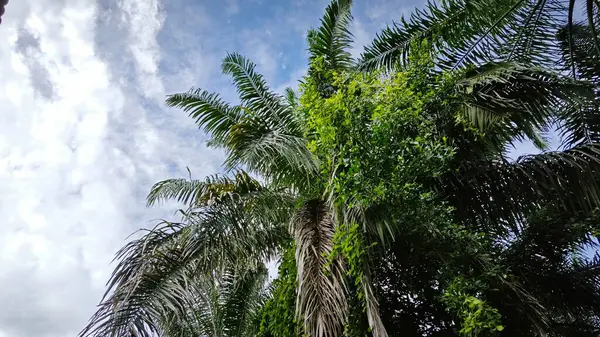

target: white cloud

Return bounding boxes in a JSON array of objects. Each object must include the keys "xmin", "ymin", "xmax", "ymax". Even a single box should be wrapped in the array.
[
  {"xmin": 0, "ymin": 1, "xmax": 221, "ymax": 337},
  {"xmin": 350, "ymin": 19, "xmax": 371, "ymax": 59},
  {"xmin": 119, "ymin": 0, "xmax": 165, "ymax": 99},
  {"xmin": 4, "ymin": 1, "xmax": 561, "ymax": 337}
]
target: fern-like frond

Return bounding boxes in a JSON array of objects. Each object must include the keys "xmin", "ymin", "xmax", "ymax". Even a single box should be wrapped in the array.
[
  {"xmin": 78, "ymin": 221, "xmax": 194, "ymax": 337},
  {"xmin": 79, "ymin": 186, "xmax": 294, "ymax": 337},
  {"xmin": 157, "ymin": 264, "xmax": 270, "ymax": 337},
  {"xmin": 166, "ymin": 88, "xmax": 243, "ymax": 146},
  {"xmin": 146, "ymin": 170, "xmax": 261, "ymax": 207},
  {"xmin": 219, "ymin": 53, "xmax": 319, "ymax": 188},
  {"xmin": 221, "ymin": 53, "xmax": 301, "ymax": 134},
  {"xmin": 222, "ymin": 265, "xmax": 269, "ymax": 337},
  {"xmin": 444, "ymin": 143, "xmax": 600, "ymax": 233},
  {"xmin": 359, "ymin": 0, "xmax": 514, "ymax": 71},
  {"xmin": 455, "ymin": 62, "xmax": 594, "ymax": 152},
  {"xmin": 556, "ymin": 22, "xmax": 600, "ymax": 147},
  {"xmin": 360, "ymin": 0, "xmax": 600, "ymax": 72},
  {"xmin": 308, "ymin": 0, "xmax": 355, "ymax": 70},
  {"xmin": 284, "ymin": 87, "xmax": 299, "ymax": 111}
]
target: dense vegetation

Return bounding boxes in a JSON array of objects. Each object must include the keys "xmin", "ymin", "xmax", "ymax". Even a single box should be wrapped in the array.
[{"xmin": 80, "ymin": 0, "xmax": 600, "ymax": 336}]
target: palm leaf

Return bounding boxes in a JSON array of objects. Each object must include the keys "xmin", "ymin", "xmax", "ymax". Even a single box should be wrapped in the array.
[
  {"xmin": 292, "ymin": 199, "xmax": 348, "ymax": 337},
  {"xmin": 146, "ymin": 170, "xmax": 261, "ymax": 207},
  {"xmin": 166, "ymin": 88, "xmax": 243, "ymax": 147},
  {"xmin": 358, "ymin": 0, "xmax": 515, "ymax": 71},
  {"xmin": 220, "ymin": 53, "xmax": 319, "ymax": 188},
  {"xmin": 359, "ymin": 0, "xmax": 600, "ymax": 72},
  {"xmin": 167, "ymin": 54, "xmax": 318, "ymax": 189},
  {"xmin": 444, "ymin": 143, "xmax": 600, "ymax": 233},
  {"xmin": 78, "ymin": 221, "xmax": 195, "ymax": 337},
  {"xmin": 79, "ymin": 186, "xmax": 293, "ymax": 337},
  {"xmin": 158, "ymin": 265, "xmax": 270, "ymax": 337},
  {"xmin": 454, "ymin": 62, "xmax": 594, "ymax": 153},
  {"xmin": 556, "ymin": 23, "xmax": 600, "ymax": 147},
  {"xmin": 222, "ymin": 265, "xmax": 269, "ymax": 337},
  {"xmin": 284, "ymin": 87, "xmax": 299, "ymax": 111},
  {"xmin": 333, "ymin": 203, "xmax": 390, "ymax": 337},
  {"xmin": 558, "ymin": 23, "xmax": 600, "ymax": 80},
  {"xmin": 491, "ymin": 209, "xmax": 600, "ymax": 334},
  {"xmin": 308, "ymin": 0, "xmax": 354, "ymax": 70},
  {"xmin": 221, "ymin": 53, "xmax": 300, "ymax": 133}
]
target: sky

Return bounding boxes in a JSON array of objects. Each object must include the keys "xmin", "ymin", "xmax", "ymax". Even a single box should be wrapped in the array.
[
  {"xmin": 0, "ymin": 1, "xmax": 429, "ymax": 337},
  {"xmin": 0, "ymin": 1, "xmax": 557, "ymax": 337}
]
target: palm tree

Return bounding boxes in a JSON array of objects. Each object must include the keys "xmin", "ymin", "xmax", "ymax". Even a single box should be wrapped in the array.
[
  {"xmin": 556, "ymin": 22, "xmax": 600, "ymax": 145},
  {"xmin": 79, "ymin": 170, "xmax": 295, "ymax": 337},
  {"xmin": 157, "ymin": 265, "xmax": 269, "ymax": 337},
  {"xmin": 80, "ymin": 0, "xmax": 600, "ymax": 336},
  {"xmin": 359, "ymin": 0, "xmax": 600, "ymax": 72}
]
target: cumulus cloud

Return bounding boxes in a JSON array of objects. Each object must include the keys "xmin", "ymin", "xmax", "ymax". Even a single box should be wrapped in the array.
[
  {"xmin": 0, "ymin": 1, "xmax": 220, "ymax": 337},
  {"xmin": 2, "ymin": 1, "xmax": 546, "ymax": 337}
]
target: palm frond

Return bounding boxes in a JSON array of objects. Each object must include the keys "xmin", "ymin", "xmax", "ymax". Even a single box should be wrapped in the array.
[
  {"xmin": 359, "ymin": 0, "xmax": 514, "ymax": 71},
  {"xmin": 359, "ymin": 0, "xmax": 600, "ymax": 72},
  {"xmin": 361, "ymin": 264, "xmax": 388, "ymax": 337},
  {"xmin": 558, "ymin": 23, "xmax": 600, "ymax": 80},
  {"xmin": 146, "ymin": 170, "xmax": 261, "ymax": 207},
  {"xmin": 556, "ymin": 22, "xmax": 600, "ymax": 147},
  {"xmin": 167, "ymin": 54, "xmax": 318, "ymax": 189},
  {"xmin": 221, "ymin": 53, "xmax": 300, "ymax": 134},
  {"xmin": 158, "ymin": 265, "xmax": 270, "ymax": 337},
  {"xmin": 292, "ymin": 200, "xmax": 348, "ymax": 337},
  {"xmin": 222, "ymin": 265, "xmax": 270, "ymax": 337},
  {"xmin": 79, "ymin": 221, "xmax": 194, "ymax": 337},
  {"xmin": 333, "ymin": 204, "xmax": 389, "ymax": 337},
  {"xmin": 491, "ymin": 210, "xmax": 600, "ymax": 334},
  {"xmin": 308, "ymin": 0, "xmax": 354, "ymax": 70},
  {"xmin": 80, "ymin": 186, "xmax": 294, "ymax": 337},
  {"xmin": 455, "ymin": 62, "xmax": 594, "ymax": 152},
  {"xmin": 166, "ymin": 88, "xmax": 243, "ymax": 146},
  {"xmin": 223, "ymin": 122, "xmax": 318, "ymax": 188},
  {"xmin": 219, "ymin": 53, "xmax": 319, "ymax": 187},
  {"xmin": 284, "ymin": 87, "xmax": 299, "ymax": 111},
  {"xmin": 444, "ymin": 143, "xmax": 600, "ymax": 233}
]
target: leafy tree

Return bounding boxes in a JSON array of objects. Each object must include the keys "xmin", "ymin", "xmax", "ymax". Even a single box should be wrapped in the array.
[
  {"xmin": 359, "ymin": 0, "xmax": 600, "ymax": 72},
  {"xmin": 296, "ymin": 39, "xmax": 600, "ymax": 336},
  {"xmin": 79, "ymin": 170, "xmax": 295, "ymax": 337},
  {"xmin": 158, "ymin": 265, "xmax": 270, "ymax": 337},
  {"xmin": 556, "ymin": 22, "xmax": 600, "ymax": 146},
  {"xmin": 80, "ymin": 1, "xmax": 600, "ymax": 337}
]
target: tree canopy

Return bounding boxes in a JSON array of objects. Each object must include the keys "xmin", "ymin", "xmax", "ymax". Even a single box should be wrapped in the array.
[{"xmin": 80, "ymin": 1, "xmax": 600, "ymax": 337}]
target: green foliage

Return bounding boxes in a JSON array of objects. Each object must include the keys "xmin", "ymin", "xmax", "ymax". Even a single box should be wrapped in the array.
[
  {"xmin": 307, "ymin": 0, "xmax": 354, "ymax": 71},
  {"xmin": 301, "ymin": 43, "xmax": 455, "ymax": 211},
  {"xmin": 81, "ymin": 2, "xmax": 600, "ymax": 337},
  {"xmin": 330, "ymin": 223, "xmax": 370, "ymax": 297},
  {"xmin": 328, "ymin": 223, "xmax": 374, "ymax": 336},
  {"xmin": 258, "ymin": 245, "xmax": 298, "ymax": 337},
  {"xmin": 443, "ymin": 278, "xmax": 504, "ymax": 337},
  {"xmin": 360, "ymin": 0, "xmax": 600, "ymax": 72}
]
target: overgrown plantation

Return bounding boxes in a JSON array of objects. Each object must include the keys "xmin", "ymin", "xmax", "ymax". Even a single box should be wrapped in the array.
[{"xmin": 80, "ymin": 0, "xmax": 600, "ymax": 336}]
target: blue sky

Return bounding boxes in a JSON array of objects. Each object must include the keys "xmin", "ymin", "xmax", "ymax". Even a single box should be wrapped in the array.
[{"xmin": 0, "ymin": 1, "xmax": 557, "ymax": 337}]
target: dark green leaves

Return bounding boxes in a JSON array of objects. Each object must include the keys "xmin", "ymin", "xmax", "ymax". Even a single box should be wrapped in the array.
[
  {"xmin": 80, "ymin": 172, "xmax": 294, "ymax": 337},
  {"xmin": 146, "ymin": 170, "xmax": 261, "ymax": 207},
  {"xmin": 308, "ymin": 0, "xmax": 354, "ymax": 71},
  {"xmin": 445, "ymin": 143, "xmax": 600, "ymax": 233},
  {"xmin": 360, "ymin": 0, "xmax": 600, "ymax": 72},
  {"xmin": 556, "ymin": 23, "xmax": 600, "ymax": 147},
  {"xmin": 359, "ymin": 0, "xmax": 516, "ymax": 71},
  {"xmin": 166, "ymin": 89, "xmax": 242, "ymax": 147},
  {"xmin": 456, "ymin": 62, "xmax": 594, "ymax": 152}
]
